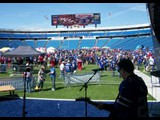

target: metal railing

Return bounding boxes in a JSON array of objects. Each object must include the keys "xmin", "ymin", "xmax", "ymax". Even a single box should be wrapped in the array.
[
  {"xmin": 0, "ymin": 64, "xmax": 7, "ymax": 72},
  {"xmin": 0, "ymin": 76, "xmax": 36, "ymax": 90},
  {"xmin": 64, "ymin": 71, "xmax": 101, "ymax": 86}
]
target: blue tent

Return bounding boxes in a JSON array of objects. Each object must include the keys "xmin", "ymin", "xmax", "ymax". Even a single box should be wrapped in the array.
[{"xmin": 135, "ymin": 45, "xmax": 144, "ymax": 50}]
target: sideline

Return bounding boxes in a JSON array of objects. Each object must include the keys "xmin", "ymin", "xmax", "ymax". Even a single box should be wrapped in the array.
[{"xmin": 134, "ymin": 69, "xmax": 160, "ymax": 101}]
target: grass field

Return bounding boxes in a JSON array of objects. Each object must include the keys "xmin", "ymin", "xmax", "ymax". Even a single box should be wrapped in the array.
[{"xmin": 0, "ymin": 64, "xmax": 155, "ymax": 101}]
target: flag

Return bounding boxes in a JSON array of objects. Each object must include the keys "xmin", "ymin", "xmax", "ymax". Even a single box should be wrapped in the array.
[
  {"xmin": 44, "ymin": 15, "xmax": 49, "ymax": 20},
  {"xmin": 108, "ymin": 12, "xmax": 111, "ymax": 16}
]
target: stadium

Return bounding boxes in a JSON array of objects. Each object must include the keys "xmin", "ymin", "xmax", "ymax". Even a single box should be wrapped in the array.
[
  {"xmin": 0, "ymin": 3, "xmax": 160, "ymax": 117},
  {"xmin": 0, "ymin": 23, "xmax": 153, "ymax": 50}
]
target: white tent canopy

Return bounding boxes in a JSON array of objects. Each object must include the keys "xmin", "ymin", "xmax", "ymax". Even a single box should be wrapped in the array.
[
  {"xmin": 102, "ymin": 46, "xmax": 111, "ymax": 49},
  {"xmin": 47, "ymin": 47, "xmax": 57, "ymax": 53},
  {"xmin": 36, "ymin": 47, "xmax": 47, "ymax": 53},
  {"xmin": 0, "ymin": 47, "xmax": 11, "ymax": 53}
]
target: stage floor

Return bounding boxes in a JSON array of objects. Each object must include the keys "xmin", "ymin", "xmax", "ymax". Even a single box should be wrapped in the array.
[
  {"xmin": 0, "ymin": 97, "xmax": 110, "ymax": 117},
  {"xmin": 0, "ymin": 97, "xmax": 160, "ymax": 117}
]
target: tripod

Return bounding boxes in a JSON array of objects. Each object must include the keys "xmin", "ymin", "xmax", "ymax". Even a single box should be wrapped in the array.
[
  {"xmin": 79, "ymin": 71, "xmax": 98, "ymax": 117},
  {"xmin": 22, "ymin": 72, "xmax": 27, "ymax": 117}
]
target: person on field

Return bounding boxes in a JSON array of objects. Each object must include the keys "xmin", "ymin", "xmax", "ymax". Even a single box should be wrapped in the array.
[
  {"xmin": 23, "ymin": 66, "xmax": 32, "ymax": 93},
  {"xmin": 48, "ymin": 65, "xmax": 56, "ymax": 91},
  {"xmin": 37, "ymin": 66, "xmax": 46, "ymax": 90}
]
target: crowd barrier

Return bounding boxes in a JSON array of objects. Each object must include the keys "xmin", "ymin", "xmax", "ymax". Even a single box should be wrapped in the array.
[
  {"xmin": 0, "ymin": 64, "xmax": 7, "ymax": 72},
  {"xmin": 12, "ymin": 64, "xmax": 34, "ymax": 73},
  {"xmin": 0, "ymin": 76, "xmax": 36, "ymax": 90},
  {"xmin": 0, "ymin": 64, "xmax": 34, "ymax": 73},
  {"xmin": 0, "ymin": 67, "xmax": 101, "ymax": 90},
  {"xmin": 64, "ymin": 71, "xmax": 101, "ymax": 86}
]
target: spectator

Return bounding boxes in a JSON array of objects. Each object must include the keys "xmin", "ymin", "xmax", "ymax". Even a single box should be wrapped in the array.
[
  {"xmin": 71, "ymin": 59, "xmax": 77, "ymax": 74},
  {"xmin": 58, "ymin": 61, "xmax": 65, "ymax": 81},
  {"xmin": 149, "ymin": 56, "xmax": 155, "ymax": 72},
  {"xmin": 23, "ymin": 66, "xmax": 32, "ymax": 93},
  {"xmin": 37, "ymin": 66, "xmax": 46, "ymax": 90},
  {"xmin": 64, "ymin": 60, "xmax": 72, "ymax": 74},
  {"xmin": 110, "ymin": 59, "xmax": 116, "ymax": 77},
  {"xmin": 98, "ymin": 57, "xmax": 104, "ymax": 69},
  {"xmin": 48, "ymin": 65, "xmax": 56, "ymax": 91},
  {"xmin": 50, "ymin": 56, "xmax": 56, "ymax": 68},
  {"xmin": 43, "ymin": 55, "xmax": 48, "ymax": 69},
  {"xmin": 64, "ymin": 60, "xmax": 72, "ymax": 84},
  {"xmin": 38, "ymin": 55, "xmax": 43, "ymax": 65}
]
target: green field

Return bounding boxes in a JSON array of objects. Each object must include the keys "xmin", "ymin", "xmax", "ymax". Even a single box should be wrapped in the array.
[{"xmin": 0, "ymin": 64, "xmax": 155, "ymax": 101}]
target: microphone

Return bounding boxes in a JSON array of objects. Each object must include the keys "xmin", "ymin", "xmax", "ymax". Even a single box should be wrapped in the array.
[{"xmin": 92, "ymin": 68, "xmax": 104, "ymax": 72}]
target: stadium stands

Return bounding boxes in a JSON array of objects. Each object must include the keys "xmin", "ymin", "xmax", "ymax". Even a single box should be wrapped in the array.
[{"xmin": 0, "ymin": 24, "xmax": 153, "ymax": 50}]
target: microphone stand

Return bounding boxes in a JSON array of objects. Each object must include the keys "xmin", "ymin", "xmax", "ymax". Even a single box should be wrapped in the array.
[
  {"xmin": 22, "ymin": 71, "xmax": 27, "ymax": 117},
  {"xmin": 79, "ymin": 70, "xmax": 98, "ymax": 117}
]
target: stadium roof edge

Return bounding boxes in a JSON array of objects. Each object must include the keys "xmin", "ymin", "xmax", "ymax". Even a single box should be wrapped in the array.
[{"xmin": 0, "ymin": 23, "xmax": 150, "ymax": 33}]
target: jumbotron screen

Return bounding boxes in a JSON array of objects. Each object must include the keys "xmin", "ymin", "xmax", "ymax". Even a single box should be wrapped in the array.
[{"xmin": 51, "ymin": 13, "xmax": 101, "ymax": 26}]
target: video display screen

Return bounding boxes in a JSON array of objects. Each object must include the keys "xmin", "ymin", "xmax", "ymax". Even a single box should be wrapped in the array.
[{"xmin": 51, "ymin": 13, "xmax": 100, "ymax": 26}]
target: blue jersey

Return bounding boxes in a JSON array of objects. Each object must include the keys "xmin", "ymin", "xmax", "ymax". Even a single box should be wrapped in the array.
[
  {"xmin": 65, "ymin": 63, "xmax": 72, "ymax": 73},
  {"xmin": 99, "ymin": 59, "xmax": 104, "ymax": 69},
  {"xmin": 71, "ymin": 60, "xmax": 77, "ymax": 70},
  {"xmin": 111, "ymin": 61, "xmax": 116, "ymax": 70},
  {"xmin": 49, "ymin": 67, "xmax": 56, "ymax": 78}
]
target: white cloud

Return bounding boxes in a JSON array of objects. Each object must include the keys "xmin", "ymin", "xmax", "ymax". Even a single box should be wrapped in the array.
[
  {"xmin": 130, "ymin": 5, "xmax": 147, "ymax": 12},
  {"xmin": 118, "ymin": 3, "xmax": 146, "ymax": 12},
  {"xmin": 103, "ymin": 4, "xmax": 146, "ymax": 21},
  {"xmin": 17, "ymin": 12, "xmax": 31, "ymax": 17}
]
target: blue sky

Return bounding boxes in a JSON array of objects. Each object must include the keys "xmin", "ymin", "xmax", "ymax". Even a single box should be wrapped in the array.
[{"xmin": 0, "ymin": 3, "xmax": 150, "ymax": 30}]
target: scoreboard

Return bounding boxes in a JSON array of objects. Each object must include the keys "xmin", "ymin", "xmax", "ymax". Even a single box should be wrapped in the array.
[{"xmin": 51, "ymin": 13, "xmax": 101, "ymax": 26}]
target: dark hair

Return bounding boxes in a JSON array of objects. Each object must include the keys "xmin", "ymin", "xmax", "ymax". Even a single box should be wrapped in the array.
[
  {"xmin": 25, "ymin": 67, "xmax": 31, "ymax": 72},
  {"xmin": 117, "ymin": 59, "xmax": 134, "ymax": 73}
]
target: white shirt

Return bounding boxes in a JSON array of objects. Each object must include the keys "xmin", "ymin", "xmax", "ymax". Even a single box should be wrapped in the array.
[
  {"xmin": 149, "ymin": 56, "xmax": 155, "ymax": 66},
  {"xmin": 60, "ymin": 63, "xmax": 64, "ymax": 71},
  {"xmin": 24, "ymin": 72, "xmax": 31, "ymax": 78}
]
